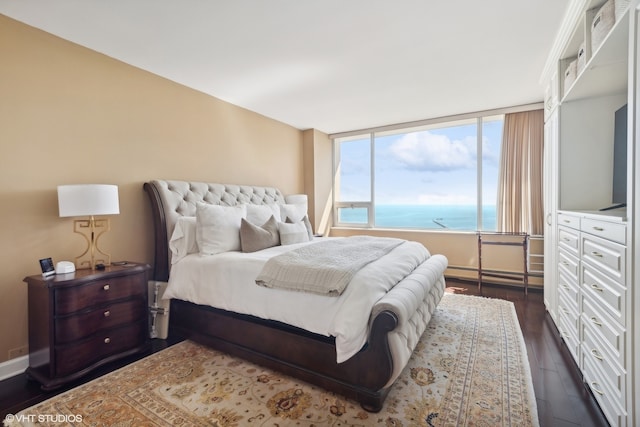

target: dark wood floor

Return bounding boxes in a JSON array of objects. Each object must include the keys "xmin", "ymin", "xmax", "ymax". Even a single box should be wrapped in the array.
[{"xmin": 1, "ymin": 280, "xmax": 608, "ymax": 426}]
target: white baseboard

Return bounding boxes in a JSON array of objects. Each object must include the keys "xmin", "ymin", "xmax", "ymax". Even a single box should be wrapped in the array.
[{"xmin": 0, "ymin": 355, "xmax": 28, "ymax": 381}]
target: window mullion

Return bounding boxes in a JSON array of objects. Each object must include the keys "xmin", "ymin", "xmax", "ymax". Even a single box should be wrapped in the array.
[
  {"xmin": 370, "ymin": 132, "xmax": 375, "ymax": 227},
  {"xmin": 477, "ymin": 118, "xmax": 483, "ymax": 231}
]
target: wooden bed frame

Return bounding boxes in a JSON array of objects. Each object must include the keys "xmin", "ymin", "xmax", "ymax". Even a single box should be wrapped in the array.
[{"xmin": 144, "ymin": 181, "xmax": 416, "ymax": 411}]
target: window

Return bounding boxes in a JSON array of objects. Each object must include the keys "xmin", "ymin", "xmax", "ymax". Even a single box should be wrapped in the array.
[{"xmin": 333, "ymin": 114, "xmax": 504, "ymax": 231}]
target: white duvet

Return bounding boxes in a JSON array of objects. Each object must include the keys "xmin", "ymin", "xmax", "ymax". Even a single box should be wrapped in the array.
[{"xmin": 163, "ymin": 237, "xmax": 430, "ymax": 362}]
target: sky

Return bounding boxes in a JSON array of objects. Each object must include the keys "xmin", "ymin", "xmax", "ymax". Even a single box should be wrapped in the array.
[{"xmin": 337, "ymin": 116, "xmax": 503, "ymax": 206}]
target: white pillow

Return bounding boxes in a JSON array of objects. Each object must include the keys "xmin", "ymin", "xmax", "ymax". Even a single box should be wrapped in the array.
[
  {"xmin": 245, "ymin": 204, "xmax": 281, "ymax": 225},
  {"xmin": 279, "ymin": 221, "xmax": 311, "ymax": 245},
  {"xmin": 196, "ymin": 203, "xmax": 247, "ymax": 255},
  {"xmin": 169, "ymin": 217, "xmax": 198, "ymax": 264},
  {"xmin": 280, "ymin": 203, "xmax": 306, "ymax": 223}
]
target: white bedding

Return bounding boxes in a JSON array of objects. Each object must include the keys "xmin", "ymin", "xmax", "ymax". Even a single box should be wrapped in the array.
[{"xmin": 163, "ymin": 237, "xmax": 430, "ymax": 363}]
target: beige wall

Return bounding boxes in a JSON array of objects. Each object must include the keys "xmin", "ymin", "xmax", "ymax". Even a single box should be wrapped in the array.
[{"xmin": 0, "ymin": 16, "xmax": 305, "ymax": 363}]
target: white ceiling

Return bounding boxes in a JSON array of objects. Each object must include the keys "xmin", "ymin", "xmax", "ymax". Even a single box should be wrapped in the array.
[{"xmin": 0, "ymin": 1, "xmax": 572, "ymax": 134}]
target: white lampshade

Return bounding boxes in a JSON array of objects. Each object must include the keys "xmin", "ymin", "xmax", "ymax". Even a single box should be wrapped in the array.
[{"xmin": 58, "ymin": 184, "xmax": 120, "ymax": 217}]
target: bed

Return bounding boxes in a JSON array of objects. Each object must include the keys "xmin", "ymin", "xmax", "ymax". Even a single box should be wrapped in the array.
[{"xmin": 144, "ymin": 179, "xmax": 447, "ymax": 412}]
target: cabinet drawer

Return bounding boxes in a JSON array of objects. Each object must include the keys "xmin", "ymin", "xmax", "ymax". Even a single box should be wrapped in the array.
[
  {"xmin": 558, "ymin": 225, "xmax": 580, "ymax": 255},
  {"xmin": 582, "ymin": 235, "xmax": 625, "ymax": 284},
  {"xmin": 54, "ymin": 321, "xmax": 146, "ymax": 377},
  {"xmin": 582, "ymin": 351, "xmax": 626, "ymax": 427},
  {"xmin": 55, "ymin": 299, "xmax": 147, "ymax": 344},
  {"xmin": 581, "ymin": 217, "xmax": 626, "ymax": 245},
  {"xmin": 558, "ymin": 249, "xmax": 579, "ymax": 281},
  {"xmin": 55, "ymin": 274, "xmax": 146, "ymax": 315},
  {"xmin": 582, "ymin": 264, "xmax": 626, "ymax": 326},
  {"xmin": 557, "ymin": 307, "xmax": 580, "ymax": 363},
  {"xmin": 557, "ymin": 270, "xmax": 579, "ymax": 313},
  {"xmin": 581, "ymin": 296, "xmax": 625, "ymax": 368},
  {"xmin": 581, "ymin": 324, "xmax": 625, "ymax": 403},
  {"xmin": 558, "ymin": 212, "xmax": 580, "ymax": 230}
]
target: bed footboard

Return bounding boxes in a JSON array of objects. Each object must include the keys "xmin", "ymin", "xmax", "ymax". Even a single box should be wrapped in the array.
[
  {"xmin": 372, "ymin": 254, "xmax": 448, "ymax": 387},
  {"xmin": 169, "ymin": 299, "xmax": 398, "ymax": 412}
]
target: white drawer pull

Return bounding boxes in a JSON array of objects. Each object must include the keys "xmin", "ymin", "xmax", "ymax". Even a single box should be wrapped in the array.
[
  {"xmin": 590, "ymin": 317, "xmax": 602, "ymax": 327},
  {"xmin": 104, "ymin": 337, "xmax": 111, "ymax": 344},
  {"xmin": 591, "ymin": 284, "xmax": 604, "ymax": 293},
  {"xmin": 592, "ymin": 226, "xmax": 605, "ymax": 232},
  {"xmin": 103, "ymin": 284, "xmax": 110, "ymax": 291},
  {"xmin": 590, "ymin": 251, "xmax": 603, "ymax": 258},
  {"xmin": 104, "ymin": 310, "xmax": 111, "ymax": 318},
  {"xmin": 591, "ymin": 349, "xmax": 604, "ymax": 361},
  {"xmin": 591, "ymin": 382, "xmax": 605, "ymax": 395}
]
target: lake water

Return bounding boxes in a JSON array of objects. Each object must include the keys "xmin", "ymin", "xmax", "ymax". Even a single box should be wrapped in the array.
[{"xmin": 339, "ymin": 204, "xmax": 497, "ymax": 231}]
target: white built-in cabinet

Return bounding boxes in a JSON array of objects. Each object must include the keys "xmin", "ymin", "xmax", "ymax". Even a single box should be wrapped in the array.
[{"xmin": 542, "ymin": 1, "xmax": 637, "ymax": 426}]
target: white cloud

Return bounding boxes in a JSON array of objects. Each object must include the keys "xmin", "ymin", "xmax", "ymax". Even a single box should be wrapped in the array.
[{"xmin": 388, "ymin": 130, "xmax": 476, "ymax": 171}]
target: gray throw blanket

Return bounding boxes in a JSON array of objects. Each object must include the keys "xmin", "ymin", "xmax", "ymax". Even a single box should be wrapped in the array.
[{"xmin": 255, "ymin": 236, "xmax": 405, "ymax": 296}]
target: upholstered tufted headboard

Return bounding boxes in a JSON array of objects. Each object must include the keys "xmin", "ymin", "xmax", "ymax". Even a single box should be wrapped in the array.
[{"xmin": 144, "ymin": 180, "xmax": 286, "ymax": 281}]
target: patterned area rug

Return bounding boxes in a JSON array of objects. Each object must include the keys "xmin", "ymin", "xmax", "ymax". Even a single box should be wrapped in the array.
[{"xmin": 9, "ymin": 293, "xmax": 538, "ymax": 426}]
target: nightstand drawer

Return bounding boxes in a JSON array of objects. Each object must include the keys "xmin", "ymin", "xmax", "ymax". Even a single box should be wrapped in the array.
[
  {"xmin": 55, "ymin": 299, "xmax": 147, "ymax": 344},
  {"xmin": 55, "ymin": 274, "xmax": 146, "ymax": 315},
  {"xmin": 54, "ymin": 321, "xmax": 146, "ymax": 377}
]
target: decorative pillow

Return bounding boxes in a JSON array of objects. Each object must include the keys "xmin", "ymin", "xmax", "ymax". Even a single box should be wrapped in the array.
[
  {"xmin": 245, "ymin": 204, "xmax": 281, "ymax": 225},
  {"xmin": 280, "ymin": 203, "xmax": 306, "ymax": 223},
  {"xmin": 196, "ymin": 203, "xmax": 247, "ymax": 255},
  {"xmin": 169, "ymin": 216, "xmax": 198, "ymax": 264},
  {"xmin": 279, "ymin": 220, "xmax": 311, "ymax": 245},
  {"xmin": 240, "ymin": 215, "xmax": 280, "ymax": 253},
  {"xmin": 285, "ymin": 215, "xmax": 314, "ymax": 241}
]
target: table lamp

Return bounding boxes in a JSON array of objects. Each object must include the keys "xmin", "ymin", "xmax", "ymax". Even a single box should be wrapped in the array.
[{"xmin": 57, "ymin": 184, "xmax": 120, "ymax": 270}]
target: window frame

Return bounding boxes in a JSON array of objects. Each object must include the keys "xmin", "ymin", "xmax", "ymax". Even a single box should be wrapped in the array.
[{"xmin": 330, "ymin": 105, "xmax": 539, "ymax": 232}]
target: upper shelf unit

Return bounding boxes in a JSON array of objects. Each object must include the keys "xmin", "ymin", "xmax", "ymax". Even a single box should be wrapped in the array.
[{"xmin": 560, "ymin": 0, "xmax": 630, "ymax": 103}]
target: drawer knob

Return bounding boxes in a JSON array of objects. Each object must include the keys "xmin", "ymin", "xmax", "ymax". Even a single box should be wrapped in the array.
[
  {"xmin": 592, "ymin": 226, "xmax": 605, "ymax": 232},
  {"xmin": 591, "ymin": 349, "xmax": 604, "ymax": 361},
  {"xmin": 590, "ymin": 251, "xmax": 603, "ymax": 258},
  {"xmin": 591, "ymin": 382, "xmax": 605, "ymax": 396},
  {"xmin": 590, "ymin": 316, "xmax": 602, "ymax": 327},
  {"xmin": 103, "ymin": 284, "xmax": 110, "ymax": 291},
  {"xmin": 104, "ymin": 337, "xmax": 111, "ymax": 344},
  {"xmin": 591, "ymin": 284, "xmax": 604, "ymax": 293},
  {"xmin": 104, "ymin": 310, "xmax": 111, "ymax": 318}
]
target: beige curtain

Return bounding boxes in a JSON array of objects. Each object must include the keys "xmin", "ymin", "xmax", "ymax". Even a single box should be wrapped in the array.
[{"xmin": 496, "ymin": 110, "xmax": 544, "ymax": 235}]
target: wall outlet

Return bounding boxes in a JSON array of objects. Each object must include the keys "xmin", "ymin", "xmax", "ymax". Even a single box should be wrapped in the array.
[{"xmin": 8, "ymin": 346, "xmax": 28, "ymax": 359}]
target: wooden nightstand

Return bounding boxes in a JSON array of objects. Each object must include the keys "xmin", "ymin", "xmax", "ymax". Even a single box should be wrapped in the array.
[{"xmin": 24, "ymin": 262, "xmax": 150, "ymax": 390}]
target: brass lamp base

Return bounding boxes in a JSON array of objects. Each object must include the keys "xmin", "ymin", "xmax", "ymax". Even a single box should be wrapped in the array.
[{"xmin": 73, "ymin": 216, "xmax": 112, "ymax": 270}]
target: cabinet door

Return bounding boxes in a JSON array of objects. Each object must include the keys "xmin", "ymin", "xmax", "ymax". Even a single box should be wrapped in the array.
[{"xmin": 544, "ymin": 110, "xmax": 560, "ymax": 320}]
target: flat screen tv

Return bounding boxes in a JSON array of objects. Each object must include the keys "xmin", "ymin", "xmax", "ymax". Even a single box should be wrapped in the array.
[{"xmin": 602, "ymin": 104, "xmax": 627, "ymax": 211}]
